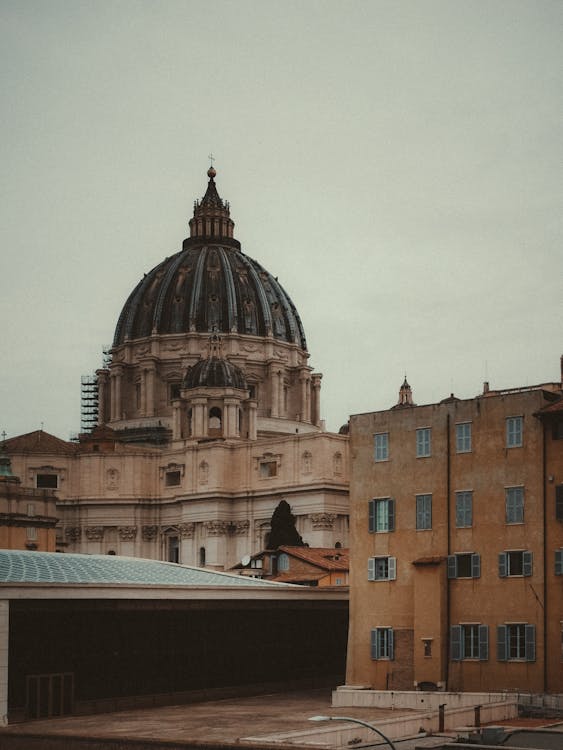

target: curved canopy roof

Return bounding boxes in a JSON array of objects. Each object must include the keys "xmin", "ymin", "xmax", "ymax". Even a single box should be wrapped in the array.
[{"xmin": 0, "ymin": 550, "xmax": 286, "ymax": 588}]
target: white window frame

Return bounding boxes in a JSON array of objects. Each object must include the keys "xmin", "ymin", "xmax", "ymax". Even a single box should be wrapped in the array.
[
  {"xmin": 451, "ymin": 623, "xmax": 489, "ymax": 661},
  {"xmin": 368, "ymin": 498, "xmax": 395, "ymax": 533},
  {"xmin": 374, "ymin": 432, "xmax": 389, "ymax": 462},
  {"xmin": 498, "ymin": 550, "xmax": 533, "ymax": 577},
  {"xmin": 416, "ymin": 427, "xmax": 431, "ymax": 458},
  {"xmin": 371, "ymin": 627, "xmax": 394, "ymax": 660},
  {"xmin": 447, "ymin": 552, "xmax": 481, "ymax": 579},
  {"xmin": 506, "ymin": 416, "xmax": 523, "ymax": 448},
  {"xmin": 497, "ymin": 623, "xmax": 535, "ymax": 662},
  {"xmin": 456, "ymin": 422, "xmax": 472, "ymax": 453}
]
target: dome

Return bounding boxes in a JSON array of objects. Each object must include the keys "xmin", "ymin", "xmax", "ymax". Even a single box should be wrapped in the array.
[
  {"xmin": 113, "ymin": 169, "xmax": 307, "ymax": 349},
  {"xmin": 183, "ymin": 357, "xmax": 247, "ymax": 390}
]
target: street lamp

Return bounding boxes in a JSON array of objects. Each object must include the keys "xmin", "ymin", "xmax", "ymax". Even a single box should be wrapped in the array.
[{"xmin": 309, "ymin": 715, "xmax": 398, "ymax": 750}]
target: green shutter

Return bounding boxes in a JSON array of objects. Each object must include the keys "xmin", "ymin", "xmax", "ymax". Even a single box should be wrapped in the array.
[
  {"xmin": 471, "ymin": 553, "xmax": 481, "ymax": 579},
  {"xmin": 498, "ymin": 552, "xmax": 507, "ymax": 578},
  {"xmin": 370, "ymin": 629, "xmax": 378, "ymax": 659},
  {"xmin": 523, "ymin": 551, "xmax": 533, "ymax": 577},
  {"xmin": 479, "ymin": 625, "xmax": 489, "ymax": 661},
  {"xmin": 388, "ymin": 557, "xmax": 396, "ymax": 580},
  {"xmin": 388, "ymin": 628, "xmax": 394, "ymax": 661},
  {"xmin": 388, "ymin": 499, "xmax": 395, "ymax": 531},
  {"xmin": 368, "ymin": 500, "xmax": 375, "ymax": 532},
  {"xmin": 555, "ymin": 550, "xmax": 563, "ymax": 576},
  {"xmin": 368, "ymin": 557, "xmax": 375, "ymax": 581},
  {"xmin": 525, "ymin": 624, "xmax": 536, "ymax": 662},
  {"xmin": 447, "ymin": 555, "xmax": 457, "ymax": 579}
]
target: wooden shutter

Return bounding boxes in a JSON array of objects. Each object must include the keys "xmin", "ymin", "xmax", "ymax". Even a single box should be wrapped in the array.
[
  {"xmin": 447, "ymin": 555, "xmax": 457, "ymax": 579},
  {"xmin": 479, "ymin": 625, "xmax": 489, "ymax": 661},
  {"xmin": 525, "ymin": 624, "xmax": 536, "ymax": 662},
  {"xmin": 368, "ymin": 500, "xmax": 375, "ymax": 532},
  {"xmin": 523, "ymin": 551, "xmax": 533, "ymax": 577},
  {"xmin": 555, "ymin": 550, "xmax": 563, "ymax": 576},
  {"xmin": 498, "ymin": 552, "xmax": 508, "ymax": 578},
  {"xmin": 450, "ymin": 625, "xmax": 462, "ymax": 661},
  {"xmin": 556, "ymin": 486, "xmax": 563, "ymax": 521},
  {"xmin": 388, "ymin": 629, "xmax": 394, "ymax": 661},
  {"xmin": 388, "ymin": 557, "xmax": 397, "ymax": 580},
  {"xmin": 471, "ymin": 553, "xmax": 481, "ymax": 579},
  {"xmin": 370, "ymin": 629, "xmax": 378, "ymax": 659},
  {"xmin": 497, "ymin": 625, "xmax": 507, "ymax": 661},
  {"xmin": 368, "ymin": 557, "xmax": 375, "ymax": 581},
  {"xmin": 388, "ymin": 499, "xmax": 395, "ymax": 531}
]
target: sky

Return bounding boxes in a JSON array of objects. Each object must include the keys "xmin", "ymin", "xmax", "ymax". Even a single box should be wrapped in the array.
[{"xmin": 1, "ymin": 0, "xmax": 562, "ymax": 440}]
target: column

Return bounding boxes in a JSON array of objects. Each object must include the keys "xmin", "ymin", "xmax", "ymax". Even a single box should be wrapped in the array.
[
  {"xmin": 270, "ymin": 365, "xmax": 279, "ymax": 418},
  {"xmin": 110, "ymin": 366, "xmax": 123, "ymax": 422},
  {"xmin": 311, "ymin": 373, "xmax": 322, "ymax": 426},
  {"xmin": 192, "ymin": 399, "xmax": 207, "ymax": 438},
  {"xmin": 248, "ymin": 400, "xmax": 257, "ymax": 441},
  {"xmin": 96, "ymin": 369, "xmax": 109, "ymax": 425},
  {"xmin": 299, "ymin": 370, "xmax": 311, "ymax": 423},
  {"xmin": 142, "ymin": 360, "xmax": 157, "ymax": 417},
  {"xmin": 172, "ymin": 400, "xmax": 182, "ymax": 440},
  {"xmin": 278, "ymin": 370, "xmax": 285, "ymax": 417}
]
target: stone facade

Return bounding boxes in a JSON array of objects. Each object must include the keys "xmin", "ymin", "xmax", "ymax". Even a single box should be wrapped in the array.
[{"xmin": 346, "ymin": 370, "xmax": 563, "ymax": 693}]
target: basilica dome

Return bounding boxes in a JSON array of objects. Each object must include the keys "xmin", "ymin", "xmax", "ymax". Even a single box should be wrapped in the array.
[
  {"xmin": 113, "ymin": 168, "xmax": 307, "ymax": 350},
  {"xmin": 183, "ymin": 355, "xmax": 247, "ymax": 391}
]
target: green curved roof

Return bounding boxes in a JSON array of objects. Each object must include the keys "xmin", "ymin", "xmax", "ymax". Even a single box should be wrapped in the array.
[{"xmin": 0, "ymin": 550, "xmax": 285, "ymax": 587}]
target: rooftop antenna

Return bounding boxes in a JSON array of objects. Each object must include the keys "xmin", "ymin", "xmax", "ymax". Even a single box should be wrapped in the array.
[{"xmin": 208, "ymin": 152, "xmax": 215, "ymax": 168}]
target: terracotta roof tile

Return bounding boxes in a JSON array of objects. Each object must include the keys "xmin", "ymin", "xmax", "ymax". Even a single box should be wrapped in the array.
[
  {"xmin": 2, "ymin": 430, "xmax": 78, "ymax": 456},
  {"xmin": 278, "ymin": 546, "xmax": 349, "ymax": 571}
]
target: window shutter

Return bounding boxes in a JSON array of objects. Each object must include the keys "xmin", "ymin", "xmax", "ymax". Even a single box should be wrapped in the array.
[
  {"xmin": 447, "ymin": 555, "xmax": 457, "ymax": 579},
  {"xmin": 388, "ymin": 499, "xmax": 395, "ymax": 532},
  {"xmin": 525, "ymin": 624, "xmax": 536, "ymax": 662},
  {"xmin": 497, "ymin": 625, "xmax": 507, "ymax": 661},
  {"xmin": 368, "ymin": 500, "xmax": 375, "ymax": 532},
  {"xmin": 388, "ymin": 628, "xmax": 394, "ymax": 661},
  {"xmin": 368, "ymin": 557, "xmax": 375, "ymax": 581},
  {"xmin": 498, "ymin": 552, "xmax": 507, "ymax": 578},
  {"xmin": 556, "ymin": 486, "xmax": 563, "ymax": 521},
  {"xmin": 479, "ymin": 625, "xmax": 489, "ymax": 661},
  {"xmin": 523, "ymin": 551, "xmax": 533, "ymax": 577},
  {"xmin": 388, "ymin": 557, "xmax": 397, "ymax": 581},
  {"xmin": 555, "ymin": 550, "xmax": 563, "ymax": 576},
  {"xmin": 471, "ymin": 553, "xmax": 481, "ymax": 579},
  {"xmin": 450, "ymin": 625, "xmax": 462, "ymax": 661},
  {"xmin": 370, "ymin": 629, "xmax": 378, "ymax": 659}
]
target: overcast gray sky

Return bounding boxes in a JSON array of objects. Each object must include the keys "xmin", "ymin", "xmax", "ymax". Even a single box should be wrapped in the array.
[{"xmin": 1, "ymin": 0, "xmax": 562, "ymax": 440}]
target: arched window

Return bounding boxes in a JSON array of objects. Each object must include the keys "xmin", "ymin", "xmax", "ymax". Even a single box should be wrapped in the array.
[
  {"xmin": 278, "ymin": 553, "xmax": 289, "ymax": 572},
  {"xmin": 335, "ymin": 541, "xmax": 342, "ymax": 549},
  {"xmin": 209, "ymin": 406, "xmax": 222, "ymax": 430},
  {"xmin": 199, "ymin": 547, "xmax": 206, "ymax": 567}
]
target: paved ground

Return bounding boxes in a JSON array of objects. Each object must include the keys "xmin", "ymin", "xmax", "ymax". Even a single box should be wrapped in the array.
[{"xmin": 1, "ymin": 689, "xmax": 561, "ymax": 746}]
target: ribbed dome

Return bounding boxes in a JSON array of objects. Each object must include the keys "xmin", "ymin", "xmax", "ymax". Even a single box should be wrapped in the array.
[
  {"xmin": 183, "ymin": 357, "xmax": 247, "ymax": 390},
  {"xmin": 113, "ymin": 170, "xmax": 307, "ymax": 349}
]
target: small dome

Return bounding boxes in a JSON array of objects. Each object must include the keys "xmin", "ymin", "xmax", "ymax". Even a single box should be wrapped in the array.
[{"xmin": 183, "ymin": 358, "xmax": 247, "ymax": 390}]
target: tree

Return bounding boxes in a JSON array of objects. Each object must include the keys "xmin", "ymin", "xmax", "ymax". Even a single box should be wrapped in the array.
[{"xmin": 267, "ymin": 500, "xmax": 305, "ymax": 549}]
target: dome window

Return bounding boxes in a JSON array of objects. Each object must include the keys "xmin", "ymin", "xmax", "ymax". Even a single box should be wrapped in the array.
[{"xmin": 209, "ymin": 407, "xmax": 222, "ymax": 430}]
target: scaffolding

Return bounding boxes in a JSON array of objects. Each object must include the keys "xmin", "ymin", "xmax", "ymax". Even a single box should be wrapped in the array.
[{"xmin": 80, "ymin": 375, "xmax": 99, "ymax": 433}]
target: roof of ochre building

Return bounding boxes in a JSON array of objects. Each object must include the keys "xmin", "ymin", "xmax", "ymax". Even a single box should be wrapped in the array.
[
  {"xmin": 0, "ymin": 550, "xmax": 290, "ymax": 587},
  {"xmin": 113, "ymin": 168, "xmax": 307, "ymax": 349}
]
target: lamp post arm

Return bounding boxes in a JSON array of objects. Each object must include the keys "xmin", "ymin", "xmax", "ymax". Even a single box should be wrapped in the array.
[{"xmin": 329, "ymin": 716, "xmax": 398, "ymax": 750}]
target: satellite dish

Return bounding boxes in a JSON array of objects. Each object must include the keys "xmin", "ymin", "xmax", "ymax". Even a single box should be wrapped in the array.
[{"xmin": 241, "ymin": 554, "xmax": 251, "ymax": 566}]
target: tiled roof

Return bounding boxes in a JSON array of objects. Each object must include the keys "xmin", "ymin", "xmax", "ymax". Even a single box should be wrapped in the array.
[
  {"xmin": 0, "ymin": 550, "xmax": 288, "ymax": 587},
  {"xmin": 536, "ymin": 397, "xmax": 563, "ymax": 415},
  {"xmin": 278, "ymin": 546, "xmax": 349, "ymax": 571},
  {"xmin": 2, "ymin": 430, "xmax": 78, "ymax": 456}
]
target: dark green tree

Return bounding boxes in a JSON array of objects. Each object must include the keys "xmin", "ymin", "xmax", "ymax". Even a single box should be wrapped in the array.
[{"xmin": 267, "ymin": 500, "xmax": 305, "ymax": 549}]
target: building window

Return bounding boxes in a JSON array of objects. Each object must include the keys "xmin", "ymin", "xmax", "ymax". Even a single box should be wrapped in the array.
[
  {"xmin": 169, "ymin": 382, "xmax": 181, "ymax": 402},
  {"xmin": 506, "ymin": 416, "xmax": 523, "ymax": 448},
  {"xmin": 36, "ymin": 474, "xmax": 58, "ymax": 489},
  {"xmin": 278, "ymin": 553, "xmax": 289, "ymax": 572},
  {"xmin": 555, "ymin": 550, "xmax": 563, "ymax": 575},
  {"xmin": 423, "ymin": 639, "xmax": 433, "ymax": 657},
  {"xmin": 259, "ymin": 460, "xmax": 277, "ymax": 478},
  {"xmin": 556, "ymin": 486, "xmax": 563, "ymax": 521},
  {"xmin": 447, "ymin": 553, "xmax": 480, "ymax": 579},
  {"xmin": 368, "ymin": 556, "xmax": 396, "ymax": 581},
  {"xmin": 450, "ymin": 624, "xmax": 488, "ymax": 661},
  {"xmin": 27, "ymin": 503, "xmax": 36, "ymax": 517},
  {"xmin": 199, "ymin": 547, "xmax": 206, "ymax": 567},
  {"xmin": 455, "ymin": 491, "xmax": 473, "ymax": 528},
  {"xmin": 26, "ymin": 527, "xmax": 37, "ymax": 540},
  {"xmin": 456, "ymin": 423, "xmax": 472, "ymax": 453},
  {"xmin": 416, "ymin": 494, "xmax": 432, "ymax": 530},
  {"xmin": 165, "ymin": 470, "xmax": 181, "ymax": 487},
  {"xmin": 368, "ymin": 498, "xmax": 395, "ymax": 532},
  {"xmin": 506, "ymin": 486, "xmax": 524, "ymax": 524},
  {"xmin": 209, "ymin": 406, "xmax": 222, "ymax": 429},
  {"xmin": 499, "ymin": 550, "xmax": 533, "ymax": 577},
  {"xmin": 167, "ymin": 536, "xmax": 179, "ymax": 563},
  {"xmin": 416, "ymin": 428, "xmax": 431, "ymax": 458},
  {"xmin": 374, "ymin": 432, "xmax": 389, "ymax": 462},
  {"xmin": 497, "ymin": 623, "xmax": 535, "ymax": 662},
  {"xmin": 371, "ymin": 628, "xmax": 394, "ymax": 660}
]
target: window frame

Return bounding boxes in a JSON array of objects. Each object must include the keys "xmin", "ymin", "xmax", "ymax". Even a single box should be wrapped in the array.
[
  {"xmin": 368, "ymin": 497, "xmax": 395, "ymax": 533},
  {"xmin": 451, "ymin": 624, "xmax": 489, "ymax": 661},
  {"xmin": 36, "ymin": 473, "xmax": 58, "ymax": 489},
  {"xmin": 447, "ymin": 552, "xmax": 481, "ymax": 579},
  {"xmin": 505, "ymin": 486, "xmax": 524, "ymax": 524},
  {"xmin": 455, "ymin": 422, "xmax": 472, "ymax": 453},
  {"xmin": 556, "ymin": 485, "xmax": 563, "ymax": 521},
  {"xmin": 374, "ymin": 432, "xmax": 389, "ymax": 462},
  {"xmin": 455, "ymin": 491, "xmax": 473, "ymax": 528},
  {"xmin": 368, "ymin": 556, "xmax": 397, "ymax": 581},
  {"xmin": 506, "ymin": 416, "xmax": 523, "ymax": 448},
  {"xmin": 416, "ymin": 427, "xmax": 431, "ymax": 458},
  {"xmin": 370, "ymin": 627, "xmax": 394, "ymax": 660},
  {"xmin": 497, "ymin": 623, "xmax": 535, "ymax": 662},
  {"xmin": 416, "ymin": 494, "xmax": 432, "ymax": 530},
  {"xmin": 498, "ymin": 550, "xmax": 533, "ymax": 577}
]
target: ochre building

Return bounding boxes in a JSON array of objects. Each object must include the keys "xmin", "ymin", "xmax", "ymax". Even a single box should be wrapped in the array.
[
  {"xmin": 3, "ymin": 168, "xmax": 349, "ymax": 569},
  {"xmin": 345, "ymin": 365, "xmax": 563, "ymax": 693}
]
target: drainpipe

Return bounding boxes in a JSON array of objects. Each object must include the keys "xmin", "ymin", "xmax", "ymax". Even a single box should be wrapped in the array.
[
  {"xmin": 446, "ymin": 411, "xmax": 451, "ymax": 689},
  {"xmin": 542, "ymin": 414, "xmax": 547, "ymax": 694}
]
